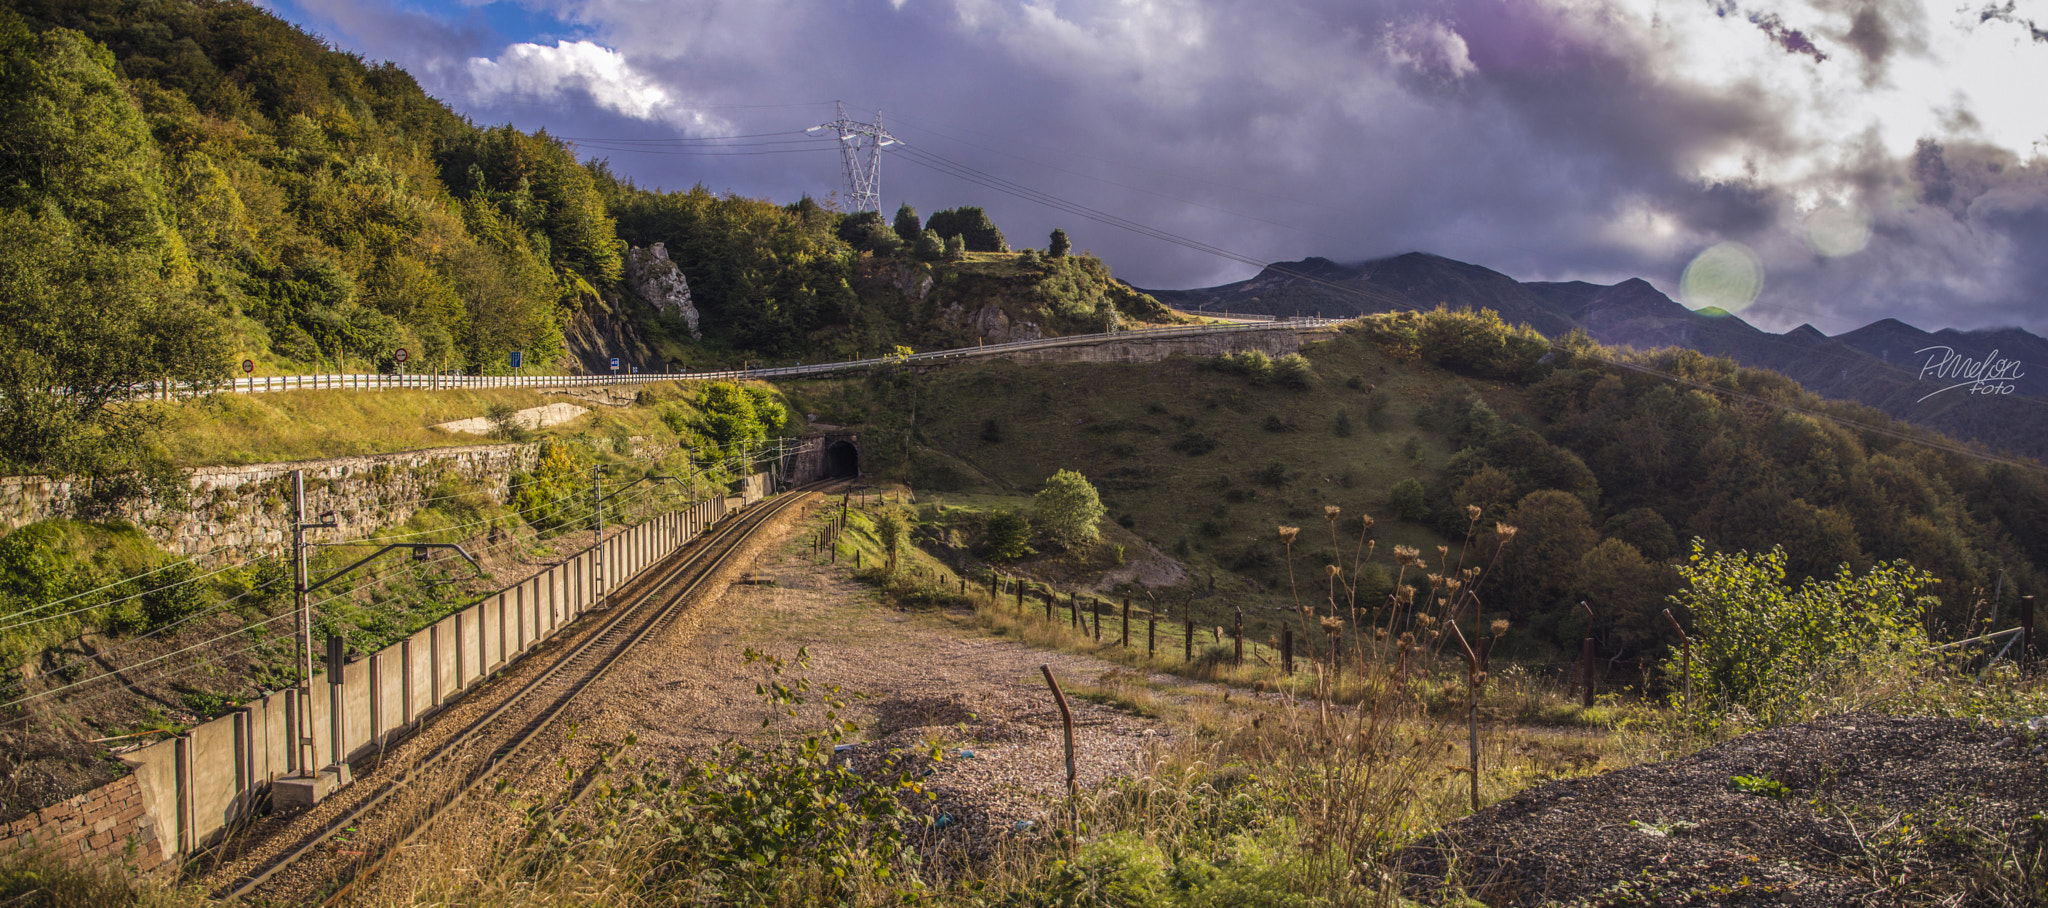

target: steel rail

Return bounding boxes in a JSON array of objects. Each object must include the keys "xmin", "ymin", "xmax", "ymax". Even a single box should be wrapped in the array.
[{"xmin": 211, "ymin": 485, "xmax": 824, "ymax": 904}]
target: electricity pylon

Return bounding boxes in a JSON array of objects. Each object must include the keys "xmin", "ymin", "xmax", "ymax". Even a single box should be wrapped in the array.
[{"xmin": 808, "ymin": 101, "xmax": 897, "ymax": 213}]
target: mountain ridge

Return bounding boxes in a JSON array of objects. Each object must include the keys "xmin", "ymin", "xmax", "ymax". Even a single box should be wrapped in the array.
[{"xmin": 1142, "ymin": 254, "xmax": 2048, "ymax": 459}]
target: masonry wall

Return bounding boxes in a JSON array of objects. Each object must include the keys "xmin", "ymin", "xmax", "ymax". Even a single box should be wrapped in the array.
[
  {"xmin": 0, "ymin": 443, "xmax": 543, "ymax": 558},
  {"xmin": 0, "ymin": 775, "xmax": 167, "ymax": 872},
  {"xmin": 980, "ymin": 325, "xmax": 1326, "ymax": 366},
  {"xmin": 0, "ymin": 437, "xmax": 684, "ymax": 560},
  {"xmin": 0, "ymin": 473, "xmax": 770, "ymax": 872}
]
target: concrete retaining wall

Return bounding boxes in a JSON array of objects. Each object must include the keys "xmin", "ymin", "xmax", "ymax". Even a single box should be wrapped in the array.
[{"xmin": 0, "ymin": 473, "xmax": 772, "ymax": 871}]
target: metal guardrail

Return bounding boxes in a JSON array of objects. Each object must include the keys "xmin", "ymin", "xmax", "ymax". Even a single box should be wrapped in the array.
[
  {"xmin": 143, "ymin": 318, "xmax": 1348, "ymax": 398},
  {"xmin": 1169, "ymin": 309, "xmax": 1279, "ymax": 322}
]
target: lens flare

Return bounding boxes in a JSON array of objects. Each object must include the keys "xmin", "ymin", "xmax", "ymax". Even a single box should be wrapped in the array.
[
  {"xmin": 1680, "ymin": 242, "xmax": 1764, "ymax": 314},
  {"xmin": 1801, "ymin": 204, "xmax": 1872, "ymax": 257}
]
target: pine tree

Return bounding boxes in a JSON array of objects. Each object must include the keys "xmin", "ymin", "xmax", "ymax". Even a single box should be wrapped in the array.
[
  {"xmin": 892, "ymin": 203, "xmax": 921, "ymax": 243},
  {"xmin": 1048, "ymin": 228, "xmax": 1071, "ymax": 258}
]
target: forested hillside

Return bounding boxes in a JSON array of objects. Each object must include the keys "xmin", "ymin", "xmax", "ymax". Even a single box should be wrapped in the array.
[
  {"xmin": 0, "ymin": 0, "xmax": 1167, "ymax": 488},
  {"xmin": 806, "ymin": 308, "xmax": 2048, "ymax": 658}
]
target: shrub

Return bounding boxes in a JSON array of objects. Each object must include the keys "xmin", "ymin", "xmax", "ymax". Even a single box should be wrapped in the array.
[
  {"xmin": 983, "ymin": 510, "xmax": 1033, "ymax": 562},
  {"xmin": 1274, "ymin": 353, "xmax": 1314, "ymax": 389},
  {"xmin": 1667, "ymin": 540, "xmax": 1937, "ymax": 725},
  {"xmin": 1212, "ymin": 351, "xmax": 1273, "ymax": 384},
  {"xmin": 1033, "ymin": 469, "xmax": 1107, "ymax": 550},
  {"xmin": 1171, "ymin": 433, "xmax": 1219, "ymax": 456},
  {"xmin": 1388, "ymin": 478, "xmax": 1427, "ymax": 521}
]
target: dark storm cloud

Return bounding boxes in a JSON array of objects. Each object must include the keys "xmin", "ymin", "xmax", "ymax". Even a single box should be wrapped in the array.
[{"xmin": 269, "ymin": 0, "xmax": 2048, "ymax": 336}]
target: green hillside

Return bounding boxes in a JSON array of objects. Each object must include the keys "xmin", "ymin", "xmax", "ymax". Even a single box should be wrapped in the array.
[
  {"xmin": 792, "ymin": 308, "xmax": 2048, "ymax": 659},
  {"xmin": 0, "ymin": 0, "xmax": 1167, "ymax": 496}
]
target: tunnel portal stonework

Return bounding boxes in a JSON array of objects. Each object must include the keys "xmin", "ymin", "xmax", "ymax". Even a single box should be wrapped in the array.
[{"xmin": 786, "ymin": 429, "xmax": 861, "ymax": 486}]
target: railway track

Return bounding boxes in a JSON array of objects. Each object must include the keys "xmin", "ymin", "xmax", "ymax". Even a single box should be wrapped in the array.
[{"xmin": 200, "ymin": 485, "xmax": 826, "ymax": 905}]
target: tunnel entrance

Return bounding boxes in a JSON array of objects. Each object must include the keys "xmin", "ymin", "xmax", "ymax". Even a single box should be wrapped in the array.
[{"xmin": 825, "ymin": 441, "xmax": 860, "ymax": 478}]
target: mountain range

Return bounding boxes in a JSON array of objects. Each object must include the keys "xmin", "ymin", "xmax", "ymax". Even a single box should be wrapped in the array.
[{"xmin": 1143, "ymin": 253, "xmax": 2048, "ymax": 461}]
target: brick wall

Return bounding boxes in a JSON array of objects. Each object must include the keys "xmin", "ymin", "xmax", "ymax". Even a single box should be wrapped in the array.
[{"xmin": 0, "ymin": 774, "xmax": 166, "ymax": 872}]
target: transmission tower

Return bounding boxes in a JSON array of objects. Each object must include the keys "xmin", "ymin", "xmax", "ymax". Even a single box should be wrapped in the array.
[{"xmin": 808, "ymin": 101, "xmax": 898, "ymax": 213}]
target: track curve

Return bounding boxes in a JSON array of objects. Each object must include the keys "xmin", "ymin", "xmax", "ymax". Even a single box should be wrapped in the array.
[{"xmin": 199, "ymin": 485, "xmax": 826, "ymax": 905}]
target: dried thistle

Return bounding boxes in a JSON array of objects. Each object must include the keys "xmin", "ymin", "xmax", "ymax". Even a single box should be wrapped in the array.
[
  {"xmin": 1324, "ymin": 505, "xmax": 1341, "ymax": 521},
  {"xmin": 1319, "ymin": 616, "xmax": 1344, "ymax": 633},
  {"xmin": 1437, "ymin": 545, "xmax": 1449, "ymax": 560},
  {"xmin": 1427, "ymin": 573, "xmax": 1443, "ymax": 587},
  {"xmin": 1395, "ymin": 585, "xmax": 1416, "ymax": 604},
  {"xmin": 1445, "ymin": 579, "xmax": 1463, "ymax": 593},
  {"xmin": 1278, "ymin": 526, "xmax": 1300, "ymax": 545},
  {"xmin": 1361, "ymin": 514, "xmax": 1375, "ymax": 531},
  {"xmin": 1466, "ymin": 504, "xmax": 1482, "ymax": 521},
  {"xmin": 1490, "ymin": 618, "xmax": 1509, "ymax": 636},
  {"xmin": 1497, "ymin": 523, "xmax": 1518, "ymax": 540},
  {"xmin": 1325, "ymin": 564, "xmax": 1341, "ymax": 579},
  {"xmin": 1416, "ymin": 614, "xmax": 1438, "ymax": 628},
  {"xmin": 1399, "ymin": 632, "xmax": 1416, "ymax": 647},
  {"xmin": 1374, "ymin": 627, "xmax": 1389, "ymax": 640},
  {"xmin": 1393, "ymin": 545, "xmax": 1420, "ymax": 566}
]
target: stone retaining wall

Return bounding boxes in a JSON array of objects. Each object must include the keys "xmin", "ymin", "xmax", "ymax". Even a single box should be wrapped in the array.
[
  {"xmin": 0, "ymin": 774, "xmax": 166, "ymax": 872},
  {"xmin": 979, "ymin": 325, "xmax": 1328, "ymax": 366}
]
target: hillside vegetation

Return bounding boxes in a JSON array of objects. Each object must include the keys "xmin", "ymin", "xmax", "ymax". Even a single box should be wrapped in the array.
[
  {"xmin": 0, "ymin": 0, "xmax": 1168, "ymax": 493},
  {"xmin": 794, "ymin": 308, "xmax": 2046, "ymax": 661}
]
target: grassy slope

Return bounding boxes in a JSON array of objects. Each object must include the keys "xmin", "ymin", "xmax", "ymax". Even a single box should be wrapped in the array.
[
  {"xmin": 783, "ymin": 328, "xmax": 1478, "ymax": 640},
  {"xmin": 147, "ymin": 384, "xmax": 696, "ymax": 467}
]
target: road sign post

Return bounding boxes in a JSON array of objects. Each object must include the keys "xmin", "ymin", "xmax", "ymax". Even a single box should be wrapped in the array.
[{"xmin": 609, "ymin": 357, "xmax": 620, "ymax": 374}]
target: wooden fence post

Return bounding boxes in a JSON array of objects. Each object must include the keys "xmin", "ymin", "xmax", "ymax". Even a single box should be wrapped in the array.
[
  {"xmin": 1233, "ymin": 607, "xmax": 1244, "ymax": 667},
  {"xmin": 1282, "ymin": 627, "xmax": 1294, "ymax": 675},
  {"xmin": 1121, "ymin": 598, "xmax": 1131, "ymax": 649},
  {"xmin": 2025, "ymin": 595, "xmax": 2037, "ymax": 677}
]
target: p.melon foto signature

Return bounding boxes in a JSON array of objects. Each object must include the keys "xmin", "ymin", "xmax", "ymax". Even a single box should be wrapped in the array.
[{"xmin": 1916, "ymin": 345, "xmax": 2025, "ymax": 402}]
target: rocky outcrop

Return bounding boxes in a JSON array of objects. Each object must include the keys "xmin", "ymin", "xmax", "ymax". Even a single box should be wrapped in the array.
[
  {"xmin": 624, "ymin": 243, "xmax": 701, "ymax": 339},
  {"xmin": 562, "ymin": 295, "xmax": 659, "ymax": 375},
  {"xmin": 939, "ymin": 301, "xmax": 1044, "ymax": 344}
]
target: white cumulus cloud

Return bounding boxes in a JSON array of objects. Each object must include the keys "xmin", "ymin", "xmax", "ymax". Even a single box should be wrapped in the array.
[{"xmin": 465, "ymin": 39, "xmax": 680, "ymax": 124}]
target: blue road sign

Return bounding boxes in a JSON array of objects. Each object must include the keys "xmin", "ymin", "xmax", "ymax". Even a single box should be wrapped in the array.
[
  {"xmin": 509, "ymin": 350, "xmax": 523, "ymax": 368},
  {"xmin": 609, "ymin": 357, "xmax": 620, "ymax": 371}
]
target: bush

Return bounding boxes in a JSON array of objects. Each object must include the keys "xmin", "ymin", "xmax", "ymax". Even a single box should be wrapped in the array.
[
  {"xmin": 1274, "ymin": 353, "xmax": 1314, "ymax": 389},
  {"xmin": 1388, "ymin": 478, "xmax": 1428, "ymax": 521},
  {"xmin": 983, "ymin": 510, "xmax": 1033, "ymax": 562},
  {"xmin": 1033, "ymin": 469, "xmax": 1107, "ymax": 551},
  {"xmin": 1667, "ymin": 540, "xmax": 1937, "ymax": 725},
  {"xmin": 1211, "ymin": 351, "xmax": 1273, "ymax": 384},
  {"xmin": 1171, "ymin": 433, "xmax": 1219, "ymax": 456}
]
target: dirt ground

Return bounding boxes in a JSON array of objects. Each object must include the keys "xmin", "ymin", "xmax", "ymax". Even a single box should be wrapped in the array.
[
  {"xmin": 1399, "ymin": 713, "xmax": 2048, "ymax": 906},
  {"xmin": 541, "ymin": 507, "xmax": 1179, "ymax": 842},
  {"xmin": 361, "ymin": 498, "xmax": 1184, "ymax": 900}
]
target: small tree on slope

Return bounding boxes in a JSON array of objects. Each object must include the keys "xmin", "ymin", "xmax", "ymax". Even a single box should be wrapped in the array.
[{"xmin": 1033, "ymin": 469, "xmax": 1107, "ymax": 551}]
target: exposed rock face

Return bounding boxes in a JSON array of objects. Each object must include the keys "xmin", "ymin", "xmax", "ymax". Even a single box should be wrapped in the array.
[
  {"xmin": 624, "ymin": 242, "xmax": 701, "ymax": 339},
  {"xmin": 562, "ymin": 295, "xmax": 659, "ymax": 375},
  {"xmin": 940, "ymin": 301, "xmax": 1044, "ymax": 344}
]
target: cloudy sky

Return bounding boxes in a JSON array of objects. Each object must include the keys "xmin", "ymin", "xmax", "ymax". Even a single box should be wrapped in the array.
[{"xmin": 256, "ymin": 0, "xmax": 2048, "ymax": 336}]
